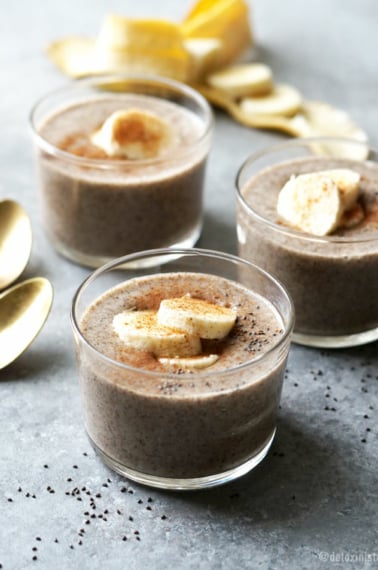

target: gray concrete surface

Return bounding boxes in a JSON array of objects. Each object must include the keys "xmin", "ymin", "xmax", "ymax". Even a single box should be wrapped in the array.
[{"xmin": 0, "ymin": 1, "xmax": 377, "ymax": 568}]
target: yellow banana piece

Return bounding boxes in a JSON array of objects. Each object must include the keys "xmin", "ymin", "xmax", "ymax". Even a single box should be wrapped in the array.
[
  {"xmin": 157, "ymin": 296, "xmax": 237, "ymax": 340},
  {"xmin": 113, "ymin": 310, "xmax": 201, "ymax": 358},
  {"xmin": 277, "ymin": 173, "xmax": 343, "ymax": 236},
  {"xmin": 158, "ymin": 354, "xmax": 219, "ymax": 369},
  {"xmin": 91, "ymin": 109, "xmax": 175, "ymax": 159}
]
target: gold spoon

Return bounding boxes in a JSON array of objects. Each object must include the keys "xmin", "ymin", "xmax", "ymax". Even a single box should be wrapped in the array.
[
  {"xmin": 0, "ymin": 277, "xmax": 53, "ymax": 369},
  {"xmin": 0, "ymin": 199, "xmax": 32, "ymax": 290}
]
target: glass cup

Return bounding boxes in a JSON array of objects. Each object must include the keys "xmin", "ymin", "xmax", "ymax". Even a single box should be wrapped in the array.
[
  {"xmin": 235, "ymin": 137, "xmax": 378, "ymax": 348},
  {"xmin": 30, "ymin": 75, "xmax": 213, "ymax": 268},
  {"xmin": 71, "ymin": 248, "xmax": 294, "ymax": 490}
]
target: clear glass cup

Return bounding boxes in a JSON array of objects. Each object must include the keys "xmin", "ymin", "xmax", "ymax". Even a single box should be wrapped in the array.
[
  {"xmin": 30, "ymin": 75, "xmax": 213, "ymax": 268},
  {"xmin": 71, "ymin": 248, "xmax": 294, "ymax": 490},
  {"xmin": 235, "ymin": 137, "xmax": 378, "ymax": 348}
]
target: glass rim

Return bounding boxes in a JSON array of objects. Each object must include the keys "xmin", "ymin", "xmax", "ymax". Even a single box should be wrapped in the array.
[
  {"xmin": 70, "ymin": 247, "xmax": 294, "ymax": 380},
  {"xmin": 235, "ymin": 136, "xmax": 378, "ymax": 245},
  {"xmin": 29, "ymin": 73, "xmax": 214, "ymax": 169}
]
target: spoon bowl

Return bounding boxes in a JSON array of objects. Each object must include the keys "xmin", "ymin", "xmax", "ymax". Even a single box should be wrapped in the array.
[
  {"xmin": 0, "ymin": 199, "xmax": 32, "ymax": 290},
  {"xmin": 0, "ymin": 277, "xmax": 53, "ymax": 369}
]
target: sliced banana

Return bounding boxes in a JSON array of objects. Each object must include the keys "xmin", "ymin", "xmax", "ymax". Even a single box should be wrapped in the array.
[
  {"xmin": 193, "ymin": 83, "xmax": 303, "ymax": 135},
  {"xmin": 113, "ymin": 310, "xmax": 201, "ymax": 358},
  {"xmin": 157, "ymin": 296, "xmax": 237, "ymax": 339},
  {"xmin": 293, "ymin": 101, "xmax": 369, "ymax": 159},
  {"xmin": 239, "ymin": 84, "xmax": 303, "ymax": 118},
  {"xmin": 91, "ymin": 109, "xmax": 175, "ymax": 159},
  {"xmin": 318, "ymin": 169, "xmax": 360, "ymax": 211},
  {"xmin": 277, "ymin": 173, "xmax": 343, "ymax": 236},
  {"xmin": 158, "ymin": 354, "xmax": 219, "ymax": 369},
  {"xmin": 207, "ymin": 63, "xmax": 273, "ymax": 98}
]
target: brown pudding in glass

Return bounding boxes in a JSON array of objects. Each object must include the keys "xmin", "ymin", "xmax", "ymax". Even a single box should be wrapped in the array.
[
  {"xmin": 31, "ymin": 77, "xmax": 213, "ymax": 267},
  {"xmin": 236, "ymin": 149, "xmax": 378, "ymax": 347},
  {"xmin": 76, "ymin": 270, "xmax": 289, "ymax": 482}
]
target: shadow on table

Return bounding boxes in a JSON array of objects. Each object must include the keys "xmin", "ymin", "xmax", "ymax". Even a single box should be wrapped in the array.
[
  {"xmin": 165, "ymin": 412, "xmax": 354, "ymax": 524},
  {"xmin": 0, "ymin": 345, "xmax": 68, "ymax": 382},
  {"xmin": 198, "ymin": 212, "xmax": 237, "ymax": 255}
]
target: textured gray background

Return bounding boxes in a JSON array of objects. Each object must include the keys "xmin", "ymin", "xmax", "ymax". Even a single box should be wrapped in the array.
[{"xmin": 0, "ymin": 1, "xmax": 377, "ymax": 569}]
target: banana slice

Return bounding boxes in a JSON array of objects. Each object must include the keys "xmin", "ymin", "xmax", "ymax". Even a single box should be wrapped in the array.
[
  {"xmin": 317, "ymin": 169, "xmax": 360, "ymax": 211},
  {"xmin": 157, "ymin": 296, "xmax": 237, "ymax": 339},
  {"xmin": 91, "ymin": 109, "xmax": 175, "ymax": 159},
  {"xmin": 158, "ymin": 354, "xmax": 219, "ymax": 369},
  {"xmin": 239, "ymin": 84, "xmax": 303, "ymax": 118},
  {"xmin": 193, "ymin": 83, "xmax": 304, "ymax": 135},
  {"xmin": 113, "ymin": 310, "xmax": 201, "ymax": 358},
  {"xmin": 292, "ymin": 101, "xmax": 369, "ymax": 160},
  {"xmin": 207, "ymin": 63, "xmax": 273, "ymax": 98},
  {"xmin": 277, "ymin": 173, "xmax": 343, "ymax": 236}
]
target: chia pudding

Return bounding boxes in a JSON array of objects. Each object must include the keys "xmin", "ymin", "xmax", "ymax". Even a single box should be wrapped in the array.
[
  {"xmin": 236, "ymin": 148, "xmax": 378, "ymax": 346},
  {"xmin": 31, "ymin": 76, "xmax": 213, "ymax": 267},
  {"xmin": 72, "ymin": 253, "xmax": 293, "ymax": 488}
]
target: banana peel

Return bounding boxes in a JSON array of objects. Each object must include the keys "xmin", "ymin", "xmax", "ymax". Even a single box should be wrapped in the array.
[
  {"xmin": 46, "ymin": 0, "xmax": 252, "ymax": 82},
  {"xmin": 47, "ymin": 37, "xmax": 96, "ymax": 77},
  {"xmin": 181, "ymin": 0, "xmax": 253, "ymax": 69}
]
